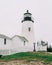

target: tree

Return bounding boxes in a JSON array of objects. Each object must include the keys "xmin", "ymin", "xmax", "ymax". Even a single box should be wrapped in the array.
[{"xmin": 47, "ymin": 45, "xmax": 52, "ymax": 52}]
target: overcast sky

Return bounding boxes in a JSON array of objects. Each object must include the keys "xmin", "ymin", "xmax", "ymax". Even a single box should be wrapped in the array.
[{"xmin": 0, "ymin": 0, "xmax": 52, "ymax": 45}]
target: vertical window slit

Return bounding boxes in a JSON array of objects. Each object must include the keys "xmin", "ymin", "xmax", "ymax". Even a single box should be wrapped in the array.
[
  {"xmin": 4, "ymin": 38, "xmax": 6, "ymax": 45},
  {"xmin": 24, "ymin": 41, "xmax": 25, "ymax": 46},
  {"xmin": 28, "ymin": 27, "xmax": 31, "ymax": 32}
]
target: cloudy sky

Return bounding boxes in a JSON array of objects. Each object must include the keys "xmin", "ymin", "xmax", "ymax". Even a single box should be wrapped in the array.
[{"xmin": 0, "ymin": 0, "xmax": 52, "ymax": 45}]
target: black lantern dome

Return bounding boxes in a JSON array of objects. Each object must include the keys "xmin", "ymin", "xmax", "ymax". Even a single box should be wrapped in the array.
[{"xmin": 22, "ymin": 10, "xmax": 34, "ymax": 23}]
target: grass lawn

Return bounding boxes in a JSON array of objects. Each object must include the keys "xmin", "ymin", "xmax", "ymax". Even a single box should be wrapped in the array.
[{"xmin": 0, "ymin": 52, "xmax": 52, "ymax": 63}]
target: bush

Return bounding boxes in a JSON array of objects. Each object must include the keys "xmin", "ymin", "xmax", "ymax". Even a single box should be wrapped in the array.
[
  {"xmin": 0, "ymin": 55, "xmax": 2, "ymax": 58},
  {"xmin": 47, "ymin": 45, "xmax": 52, "ymax": 52}
]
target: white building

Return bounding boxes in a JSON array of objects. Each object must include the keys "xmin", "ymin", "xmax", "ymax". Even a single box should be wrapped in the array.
[
  {"xmin": 36, "ymin": 41, "xmax": 48, "ymax": 51},
  {"xmin": 0, "ymin": 10, "xmax": 47, "ymax": 56}
]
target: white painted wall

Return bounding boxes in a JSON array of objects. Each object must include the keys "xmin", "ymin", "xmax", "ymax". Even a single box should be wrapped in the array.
[
  {"xmin": 22, "ymin": 21, "xmax": 35, "ymax": 51},
  {"xmin": 0, "ymin": 36, "xmax": 47, "ymax": 56},
  {"xmin": 11, "ymin": 35, "xmax": 34, "ymax": 53},
  {"xmin": 37, "ymin": 45, "xmax": 47, "ymax": 51},
  {"xmin": 0, "ymin": 38, "xmax": 12, "ymax": 55},
  {"xmin": 11, "ymin": 36, "xmax": 26, "ymax": 53},
  {"xmin": 36, "ymin": 42, "xmax": 47, "ymax": 51}
]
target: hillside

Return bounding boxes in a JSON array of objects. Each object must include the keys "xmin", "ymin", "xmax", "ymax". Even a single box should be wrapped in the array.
[{"xmin": 0, "ymin": 52, "xmax": 52, "ymax": 65}]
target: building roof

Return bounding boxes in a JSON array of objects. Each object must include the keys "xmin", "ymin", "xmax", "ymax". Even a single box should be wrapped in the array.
[
  {"xmin": 0, "ymin": 34, "xmax": 11, "ymax": 40},
  {"xmin": 41, "ymin": 41, "xmax": 48, "ymax": 46},
  {"xmin": 41, "ymin": 43, "xmax": 48, "ymax": 46},
  {"xmin": 24, "ymin": 10, "xmax": 32, "ymax": 15},
  {"xmin": 37, "ymin": 41, "xmax": 48, "ymax": 46},
  {"xmin": 22, "ymin": 10, "xmax": 34, "ymax": 23},
  {"xmin": 12, "ymin": 35, "xmax": 28, "ymax": 42},
  {"xmin": 0, "ymin": 34, "xmax": 28, "ymax": 42}
]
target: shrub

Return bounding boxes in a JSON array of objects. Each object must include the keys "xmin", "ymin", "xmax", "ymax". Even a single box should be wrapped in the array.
[{"xmin": 47, "ymin": 45, "xmax": 52, "ymax": 52}]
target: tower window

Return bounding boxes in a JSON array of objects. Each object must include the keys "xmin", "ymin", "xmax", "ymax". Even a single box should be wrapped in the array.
[
  {"xmin": 28, "ymin": 27, "xmax": 31, "ymax": 32},
  {"xmin": 4, "ymin": 38, "xmax": 6, "ymax": 45},
  {"xmin": 24, "ymin": 41, "xmax": 25, "ymax": 46},
  {"xmin": 24, "ymin": 17, "xmax": 31, "ymax": 21}
]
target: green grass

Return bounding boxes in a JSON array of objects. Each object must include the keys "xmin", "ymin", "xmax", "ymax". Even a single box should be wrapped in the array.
[{"xmin": 0, "ymin": 52, "xmax": 52, "ymax": 63}]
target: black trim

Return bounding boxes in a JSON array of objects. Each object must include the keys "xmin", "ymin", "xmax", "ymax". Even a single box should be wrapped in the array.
[
  {"xmin": 22, "ymin": 20, "xmax": 34, "ymax": 23},
  {"xmin": 22, "ymin": 10, "xmax": 34, "ymax": 23},
  {"xmin": 4, "ymin": 38, "xmax": 6, "ymax": 45},
  {"xmin": 24, "ymin": 10, "xmax": 32, "ymax": 15}
]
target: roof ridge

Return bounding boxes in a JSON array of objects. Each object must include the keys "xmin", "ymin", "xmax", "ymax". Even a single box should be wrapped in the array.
[{"xmin": 12, "ymin": 35, "xmax": 28, "ymax": 42}]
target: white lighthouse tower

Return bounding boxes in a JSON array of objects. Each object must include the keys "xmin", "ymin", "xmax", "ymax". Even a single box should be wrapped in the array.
[{"xmin": 22, "ymin": 10, "xmax": 35, "ymax": 51}]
